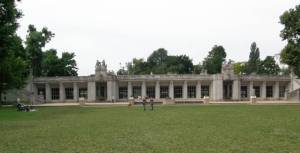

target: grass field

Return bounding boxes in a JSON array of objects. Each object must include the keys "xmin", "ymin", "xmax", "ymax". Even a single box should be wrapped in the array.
[{"xmin": 1, "ymin": 104, "xmax": 300, "ymax": 153}]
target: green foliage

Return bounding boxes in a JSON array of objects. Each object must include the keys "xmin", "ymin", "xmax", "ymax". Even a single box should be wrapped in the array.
[
  {"xmin": 192, "ymin": 63, "xmax": 203, "ymax": 74},
  {"xmin": 258, "ymin": 56, "xmax": 280, "ymax": 75},
  {"xmin": 42, "ymin": 49, "xmax": 78, "ymax": 76},
  {"xmin": 246, "ymin": 42, "xmax": 261, "ymax": 74},
  {"xmin": 25, "ymin": 25, "xmax": 54, "ymax": 77},
  {"xmin": 281, "ymin": 41, "xmax": 300, "ymax": 76},
  {"xmin": 202, "ymin": 45, "xmax": 227, "ymax": 74},
  {"xmin": 280, "ymin": 67, "xmax": 291, "ymax": 76},
  {"xmin": 233, "ymin": 62, "xmax": 247, "ymax": 75},
  {"xmin": 120, "ymin": 48, "xmax": 194, "ymax": 75},
  {"xmin": 0, "ymin": 0, "xmax": 29, "ymax": 102},
  {"xmin": 24, "ymin": 25, "xmax": 78, "ymax": 77},
  {"xmin": 280, "ymin": 4, "xmax": 300, "ymax": 77},
  {"xmin": 147, "ymin": 48, "xmax": 168, "ymax": 66}
]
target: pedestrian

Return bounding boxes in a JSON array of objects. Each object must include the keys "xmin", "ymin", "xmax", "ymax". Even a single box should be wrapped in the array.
[
  {"xmin": 142, "ymin": 97, "xmax": 146, "ymax": 111},
  {"xmin": 150, "ymin": 97, "xmax": 154, "ymax": 111}
]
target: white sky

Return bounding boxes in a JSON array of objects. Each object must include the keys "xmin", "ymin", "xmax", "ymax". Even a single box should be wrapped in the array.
[{"xmin": 16, "ymin": 0, "xmax": 299, "ymax": 75}]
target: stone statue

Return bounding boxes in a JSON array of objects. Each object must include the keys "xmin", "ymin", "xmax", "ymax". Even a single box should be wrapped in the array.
[
  {"xmin": 222, "ymin": 61, "xmax": 234, "ymax": 74},
  {"xmin": 95, "ymin": 59, "xmax": 107, "ymax": 72}
]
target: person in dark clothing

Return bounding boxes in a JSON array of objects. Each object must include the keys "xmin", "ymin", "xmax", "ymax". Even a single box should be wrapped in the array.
[
  {"xmin": 16, "ymin": 103, "xmax": 30, "ymax": 112},
  {"xmin": 142, "ymin": 97, "xmax": 147, "ymax": 111},
  {"xmin": 150, "ymin": 97, "xmax": 154, "ymax": 111}
]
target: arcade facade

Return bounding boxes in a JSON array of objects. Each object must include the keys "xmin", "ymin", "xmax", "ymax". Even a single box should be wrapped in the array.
[{"xmin": 28, "ymin": 61, "xmax": 291, "ymax": 103}]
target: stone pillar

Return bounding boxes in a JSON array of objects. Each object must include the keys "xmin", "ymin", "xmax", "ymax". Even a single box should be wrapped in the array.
[
  {"xmin": 169, "ymin": 81, "xmax": 174, "ymax": 99},
  {"xmin": 33, "ymin": 83, "xmax": 38, "ymax": 104},
  {"xmin": 183, "ymin": 80, "xmax": 188, "ymax": 99},
  {"xmin": 128, "ymin": 81, "xmax": 132, "ymax": 99},
  {"xmin": 107, "ymin": 81, "xmax": 116, "ymax": 102},
  {"xmin": 142, "ymin": 81, "xmax": 146, "ymax": 98},
  {"xmin": 261, "ymin": 81, "xmax": 266, "ymax": 99},
  {"xmin": 114, "ymin": 81, "xmax": 119, "ymax": 100},
  {"xmin": 232, "ymin": 80, "xmax": 240, "ymax": 100},
  {"xmin": 73, "ymin": 82, "xmax": 79, "ymax": 102},
  {"xmin": 212, "ymin": 75, "xmax": 223, "ymax": 101},
  {"xmin": 274, "ymin": 81, "xmax": 279, "ymax": 99},
  {"xmin": 87, "ymin": 81, "xmax": 96, "ymax": 102},
  {"xmin": 59, "ymin": 82, "xmax": 65, "ymax": 102},
  {"xmin": 45, "ymin": 83, "xmax": 51, "ymax": 102},
  {"xmin": 249, "ymin": 81, "xmax": 254, "ymax": 97},
  {"xmin": 155, "ymin": 81, "xmax": 160, "ymax": 99},
  {"xmin": 196, "ymin": 81, "xmax": 201, "ymax": 99}
]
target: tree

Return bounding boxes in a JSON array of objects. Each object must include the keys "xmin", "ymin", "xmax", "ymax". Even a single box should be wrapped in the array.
[
  {"xmin": 60, "ymin": 52, "xmax": 78, "ymax": 76},
  {"xmin": 193, "ymin": 63, "xmax": 203, "ymax": 74},
  {"xmin": 246, "ymin": 42, "xmax": 261, "ymax": 74},
  {"xmin": 0, "ymin": 0, "xmax": 29, "ymax": 103},
  {"xmin": 280, "ymin": 4, "xmax": 300, "ymax": 77},
  {"xmin": 202, "ymin": 45, "xmax": 227, "ymax": 74},
  {"xmin": 25, "ymin": 25, "xmax": 54, "ymax": 77},
  {"xmin": 259, "ymin": 56, "xmax": 280, "ymax": 75},
  {"xmin": 233, "ymin": 62, "xmax": 247, "ymax": 75},
  {"xmin": 147, "ymin": 48, "xmax": 168, "ymax": 66},
  {"xmin": 126, "ymin": 58, "xmax": 149, "ymax": 75},
  {"xmin": 42, "ymin": 49, "xmax": 78, "ymax": 76}
]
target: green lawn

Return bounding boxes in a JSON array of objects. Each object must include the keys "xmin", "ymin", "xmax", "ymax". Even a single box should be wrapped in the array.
[{"xmin": 1, "ymin": 105, "xmax": 300, "ymax": 153}]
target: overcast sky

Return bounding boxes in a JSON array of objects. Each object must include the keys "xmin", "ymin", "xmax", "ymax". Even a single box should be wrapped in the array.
[{"xmin": 16, "ymin": 0, "xmax": 299, "ymax": 75}]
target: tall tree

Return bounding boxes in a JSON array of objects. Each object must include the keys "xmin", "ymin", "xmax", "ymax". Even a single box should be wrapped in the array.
[
  {"xmin": 259, "ymin": 56, "xmax": 280, "ymax": 75},
  {"xmin": 202, "ymin": 45, "xmax": 227, "ymax": 74},
  {"xmin": 0, "ymin": 0, "xmax": 29, "ymax": 103},
  {"xmin": 246, "ymin": 42, "xmax": 261, "ymax": 74},
  {"xmin": 280, "ymin": 4, "xmax": 300, "ymax": 77},
  {"xmin": 42, "ymin": 49, "xmax": 78, "ymax": 76},
  {"xmin": 25, "ymin": 25, "xmax": 54, "ymax": 77},
  {"xmin": 147, "ymin": 48, "xmax": 168, "ymax": 66},
  {"xmin": 59, "ymin": 52, "xmax": 78, "ymax": 76}
]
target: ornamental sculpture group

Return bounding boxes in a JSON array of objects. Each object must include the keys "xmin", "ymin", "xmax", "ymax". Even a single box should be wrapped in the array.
[{"xmin": 95, "ymin": 60, "xmax": 107, "ymax": 72}]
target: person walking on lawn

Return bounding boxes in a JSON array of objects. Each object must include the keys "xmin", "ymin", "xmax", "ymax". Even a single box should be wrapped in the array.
[
  {"xmin": 142, "ymin": 97, "xmax": 147, "ymax": 111},
  {"xmin": 150, "ymin": 97, "xmax": 154, "ymax": 111}
]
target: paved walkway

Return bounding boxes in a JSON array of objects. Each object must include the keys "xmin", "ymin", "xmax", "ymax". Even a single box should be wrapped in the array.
[
  {"xmin": 33, "ymin": 102, "xmax": 129, "ymax": 107},
  {"xmin": 32, "ymin": 101, "xmax": 299, "ymax": 107}
]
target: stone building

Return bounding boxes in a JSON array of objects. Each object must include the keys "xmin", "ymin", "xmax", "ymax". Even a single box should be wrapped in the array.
[{"xmin": 3, "ymin": 60, "xmax": 300, "ymax": 103}]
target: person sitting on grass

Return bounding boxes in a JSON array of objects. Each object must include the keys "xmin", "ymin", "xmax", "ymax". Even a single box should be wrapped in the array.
[{"xmin": 16, "ymin": 103, "xmax": 31, "ymax": 112}]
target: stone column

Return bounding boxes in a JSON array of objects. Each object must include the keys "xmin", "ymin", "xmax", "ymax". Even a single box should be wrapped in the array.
[
  {"xmin": 128, "ymin": 81, "xmax": 132, "ymax": 99},
  {"xmin": 114, "ymin": 81, "xmax": 119, "ymax": 100},
  {"xmin": 45, "ymin": 83, "xmax": 51, "ymax": 102},
  {"xmin": 274, "ymin": 81, "xmax": 279, "ymax": 99},
  {"xmin": 87, "ymin": 81, "xmax": 96, "ymax": 102},
  {"xmin": 169, "ymin": 81, "xmax": 174, "ymax": 99},
  {"xmin": 32, "ymin": 83, "xmax": 38, "ymax": 104},
  {"xmin": 155, "ymin": 81, "xmax": 160, "ymax": 99},
  {"xmin": 209, "ymin": 81, "xmax": 213, "ymax": 98},
  {"xmin": 141, "ymin": 81, "xmax": 146, "ymax": 98},
  {"xmin": 232, "ymin": 80, "xmax": 240, "ymax": 100},
  {"xmin": 183, "ymin": 80, "xmax": 188, "ymax": 99},
  {"xmin": 212, "ymin": 75, "xmax": 223, "ymax": 101},
  {"xmin": 261, "ymin": 81, "xmax": 266, "ymax": 99},
  {"xmin": 73, "ymin": 82, "xmax": 79, "ymax": 102},
  {"xmin": 59, "ymin": 82, "xmax": 65, "ymax": 102},
  {"xmin": 249, "ymin": 81, "xmax": 254, "ymax": 97},
  {"xmin": 107, "ymin": 81, "xmax": 115, "ymax": 102},
  {"xmin": 196, "ymin": 81, "xmax": 201, "ymax": 99}
]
